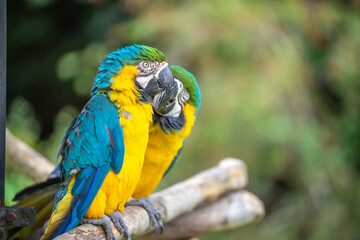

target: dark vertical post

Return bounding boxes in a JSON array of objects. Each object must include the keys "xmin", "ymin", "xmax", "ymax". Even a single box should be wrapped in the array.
[
  {"xmin": 0, "ymin": 0, "xmax": 6, "ymax": 208},
  {"xmin": 0, "ymin": 4, "xmax": 35, "ymax": 236}
]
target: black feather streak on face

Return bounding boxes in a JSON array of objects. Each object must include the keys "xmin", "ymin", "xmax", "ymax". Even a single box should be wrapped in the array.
[{"xmin": 153, "ymin": 111, "xmax": 186, "ymax": 133}]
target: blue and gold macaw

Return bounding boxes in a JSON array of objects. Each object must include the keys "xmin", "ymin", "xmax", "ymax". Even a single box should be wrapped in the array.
[
  {"xmin": 131, "ymin": 65, "xmax": 201, "ymax": 199},
  {"xmin": 8, "ymin": 65, "xmax": 200, "ymax": 240},
  {"xmin": 38, "ymin": 44, "xmax": 176, "ymax": 240}
]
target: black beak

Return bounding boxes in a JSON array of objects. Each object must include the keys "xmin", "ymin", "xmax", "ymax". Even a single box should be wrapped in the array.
[
  {"xmin": 154, "ymin": 79, "xmax": 179, "ymax": 116},
  {"xmin": 157, "ymin": 65, "xmax": 175, "ymax": 94},
  {"xmin": 142, "ymin": 66, "xmax": 178, "ymax": 115},
  {"xmin": 143, "ymin": 65, "xmax": 176, "ymax": 97},
  {"xmin": 143, "ymin": 77, "xmax": 162, "ymax": 97}
]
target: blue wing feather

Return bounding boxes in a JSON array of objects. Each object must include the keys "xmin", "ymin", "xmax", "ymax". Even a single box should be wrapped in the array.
[
  {"xmin": 107, "ymin": 123, "xmax": 125, "ymax": 174},
  {"xmin": 53, "ymin": 165, "xmax": 111, "ymax": 238},
  {"xmin": 58, "ymin": 93, "xmax": 123, "ymax": 178},
  {"xmin": 49, "ymin": 93, "xmax": 124, "ymax": 238}
]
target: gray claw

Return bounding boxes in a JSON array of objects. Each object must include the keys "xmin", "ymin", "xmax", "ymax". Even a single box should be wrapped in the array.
[
  {"xmin": 81, "ymin": 215, "xmax": 115, "ymax": 240},
  {"xmin": 125, "ymin": 197, "xmax": 164, "ymax": 235},
  {"xmin": 109, "ymin": 211, "xmax": 131, "ymax": 240}
]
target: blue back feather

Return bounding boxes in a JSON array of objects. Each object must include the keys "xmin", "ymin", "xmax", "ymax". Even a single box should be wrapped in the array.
[
  {"xmin": 57, "ymin": 93, "xmax": 124, "ymax": 180},
  {"xmin": 52, "ymin": 93, "xmax": 125, "ymax": 237}
]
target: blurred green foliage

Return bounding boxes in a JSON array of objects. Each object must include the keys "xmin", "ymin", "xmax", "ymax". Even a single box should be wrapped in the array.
[{"xmin": 5, "ymin": 0, "xmax": 360, "ymax": 239}]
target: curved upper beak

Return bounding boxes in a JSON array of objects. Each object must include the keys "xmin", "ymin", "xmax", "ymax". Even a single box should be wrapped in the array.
[
  {"xmin": 142, "ymin": 65, "xmax": 178, "ymax": 115},
  {"xmin": 153, "ymin": 78, "xmax": 180, "ymax": 116},
  {"xmin": 143, "ymin": 65, "xmax": 175, "ymax": 96}
]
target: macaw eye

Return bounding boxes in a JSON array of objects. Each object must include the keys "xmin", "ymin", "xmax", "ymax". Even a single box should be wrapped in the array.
[
  {"xmin": 141, "ymin": 61, "xmax": 151, "ymax": 69},
  {"xmin": 182, "ymin": 89, "xmax": 190, "ymax": 101},
  {"xmin": 179, "ymin": 88, "xmax": 190, "ymax": 106}
]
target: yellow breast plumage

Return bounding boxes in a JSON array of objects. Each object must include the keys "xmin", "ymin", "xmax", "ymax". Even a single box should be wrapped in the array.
[
  {"xmin": 132, "ymin": 103, "xmax": 196, "ymax": 198},
  {"xmin": 85, "ymin": 65, "xmax": 153, "ymax": 218}
]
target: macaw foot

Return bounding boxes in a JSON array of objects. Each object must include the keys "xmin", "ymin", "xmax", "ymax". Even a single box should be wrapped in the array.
[
  {"xmin": 81, "ymin": 215, "xmax": 115, "ymax": 240},
  {"xmin": 125, "ymin": 197, "xmax": 164, "ymax": 235},
  {"xmin": 109, "ymin": 211, "xmax": 131, "ymax": 240}
]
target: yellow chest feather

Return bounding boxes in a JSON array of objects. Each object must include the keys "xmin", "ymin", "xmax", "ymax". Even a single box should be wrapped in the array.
[
  {"xmin": 85, "ymin": 65, "xmax": 153, "ymax": 218},
  {"xmin": 132, "ymin": 104, "xmax": 197, "ymax": 198}
]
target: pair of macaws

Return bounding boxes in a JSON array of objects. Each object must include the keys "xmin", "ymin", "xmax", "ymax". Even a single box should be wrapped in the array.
[{"xmin": 9, "ymin": 45, "xmax": 201, "ymax": 240}]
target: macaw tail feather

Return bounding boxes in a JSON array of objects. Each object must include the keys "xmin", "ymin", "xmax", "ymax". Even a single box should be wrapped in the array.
[
  {"xmin": 7, "ymin": 178, "xmax": 59, "ymax": 240},
  {"xmin": 8, "ymin": 200, "xmax": 54, "ymax": 240},
  {"xmin": 40, "ymin": 176, "xmax": 75, "ymax": 240},
  {"xmin": 13, "ymin": 177, "xmax": 60, "ymax": 202},
  {"xmin": 42, "ymin": 165, "xmax": 110, "ymax": 240},
  {"xmin": 14, "ymin": 177, "xmax": 60, "ymax": 211}
]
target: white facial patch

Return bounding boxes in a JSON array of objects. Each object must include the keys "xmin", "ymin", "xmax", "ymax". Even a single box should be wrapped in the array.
[
  {"xmin": 163, "ymin": 78, "xmax": 183, "ymax": 118},
  {"xmin": 136, "ymin": 75, "xmax": 154, "ymax": 89},
  {"xmin": 135, "ymin": 61, "xmax": 169, "ymax": 89},
  {"xmin": 135, "ymin": 61, "xmax": 167, "ymax": 89}
]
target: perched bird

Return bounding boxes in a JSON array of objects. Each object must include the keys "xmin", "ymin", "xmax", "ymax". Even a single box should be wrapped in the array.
[
  {"xmin": 39, "ymin": 44, "xmax": 176, "ymax": 240},
  {"xmin": 7, "ymin": 65, "xmax": 199, "ymax": 240},
  {"xmin": 131, "ymin": 65, "xmax": 201, "ymax": 200}
]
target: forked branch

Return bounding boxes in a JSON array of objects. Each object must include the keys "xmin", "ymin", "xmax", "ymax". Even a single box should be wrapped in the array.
[
  {"xmin": 55, "ymin": 159, "xmax": 262, "ymax": 240},
  {"xmin": 5, "ymin": 129, "xmax": 264, "ymax": 240}
]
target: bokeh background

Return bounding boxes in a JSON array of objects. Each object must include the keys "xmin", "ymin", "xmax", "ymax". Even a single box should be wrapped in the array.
[{"xmin": 5, "ymin": 0, "xmax": 360, "ymax": 239}]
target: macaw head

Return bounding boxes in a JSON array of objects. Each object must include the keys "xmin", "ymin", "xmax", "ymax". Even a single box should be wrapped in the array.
[
  {"xmin": 91, "ymin": 44, "xmax": 177, "ymax": 103},
  {"xmin": 153, "ymin": 65, "xmax": 201, "ymax": 133}
]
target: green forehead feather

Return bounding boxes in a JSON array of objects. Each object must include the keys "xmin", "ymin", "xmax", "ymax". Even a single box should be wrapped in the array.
[
  {"xmin": 135, "ymin": 45, "xmax": 167, "ymax": 63},
  {"xmin": 170, "ymin": 65, "xmax": 201, "ymax": 110}
]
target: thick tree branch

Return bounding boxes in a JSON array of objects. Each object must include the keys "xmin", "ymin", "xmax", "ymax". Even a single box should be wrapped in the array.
[
  {"xmin": 139, "ymin": 190, "xmax": 264, "ymax": 240},
  {"xmin": 55, "ymin": 158, "xmax": 252, "ymax": 240},
  {"xmin": 5, "ymin": 130, "xmax": 264, "ymax": 239},
  {"xmin": 5, "ymin": 129, "xmax": 55, "ymax": 181}
]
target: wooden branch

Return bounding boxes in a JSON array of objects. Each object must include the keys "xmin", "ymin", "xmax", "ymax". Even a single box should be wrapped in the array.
[
  {"xmin": 5, "ymin": 128, "xmax": 55, "ymax": 182},
  {"xmin": 55, "ymin": 158, "xmax": 250, "ymax": 240},
  {"xmin": 138, "ymin": 191, "xmax": 264, "ymax": 240},
  {"xmin": 5, "ymin": 130, "xmax": 264, "ymax": 239}
]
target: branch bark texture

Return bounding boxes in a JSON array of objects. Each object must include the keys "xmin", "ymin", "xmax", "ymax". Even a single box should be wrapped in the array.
[
  {"xmin": 139, "ymin": 191, "xmax": 264, "ymax": 240},
  {"xmin": 55, "ymin": 158, "xmax": 251, "ymax": 240},
  {"xmin": 5, "ymin": 131, "xmax": 264, "ymax": 239},
  {"xmin": 5, "ymin": 129, "xmax": 55, "ymax": 182}
]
